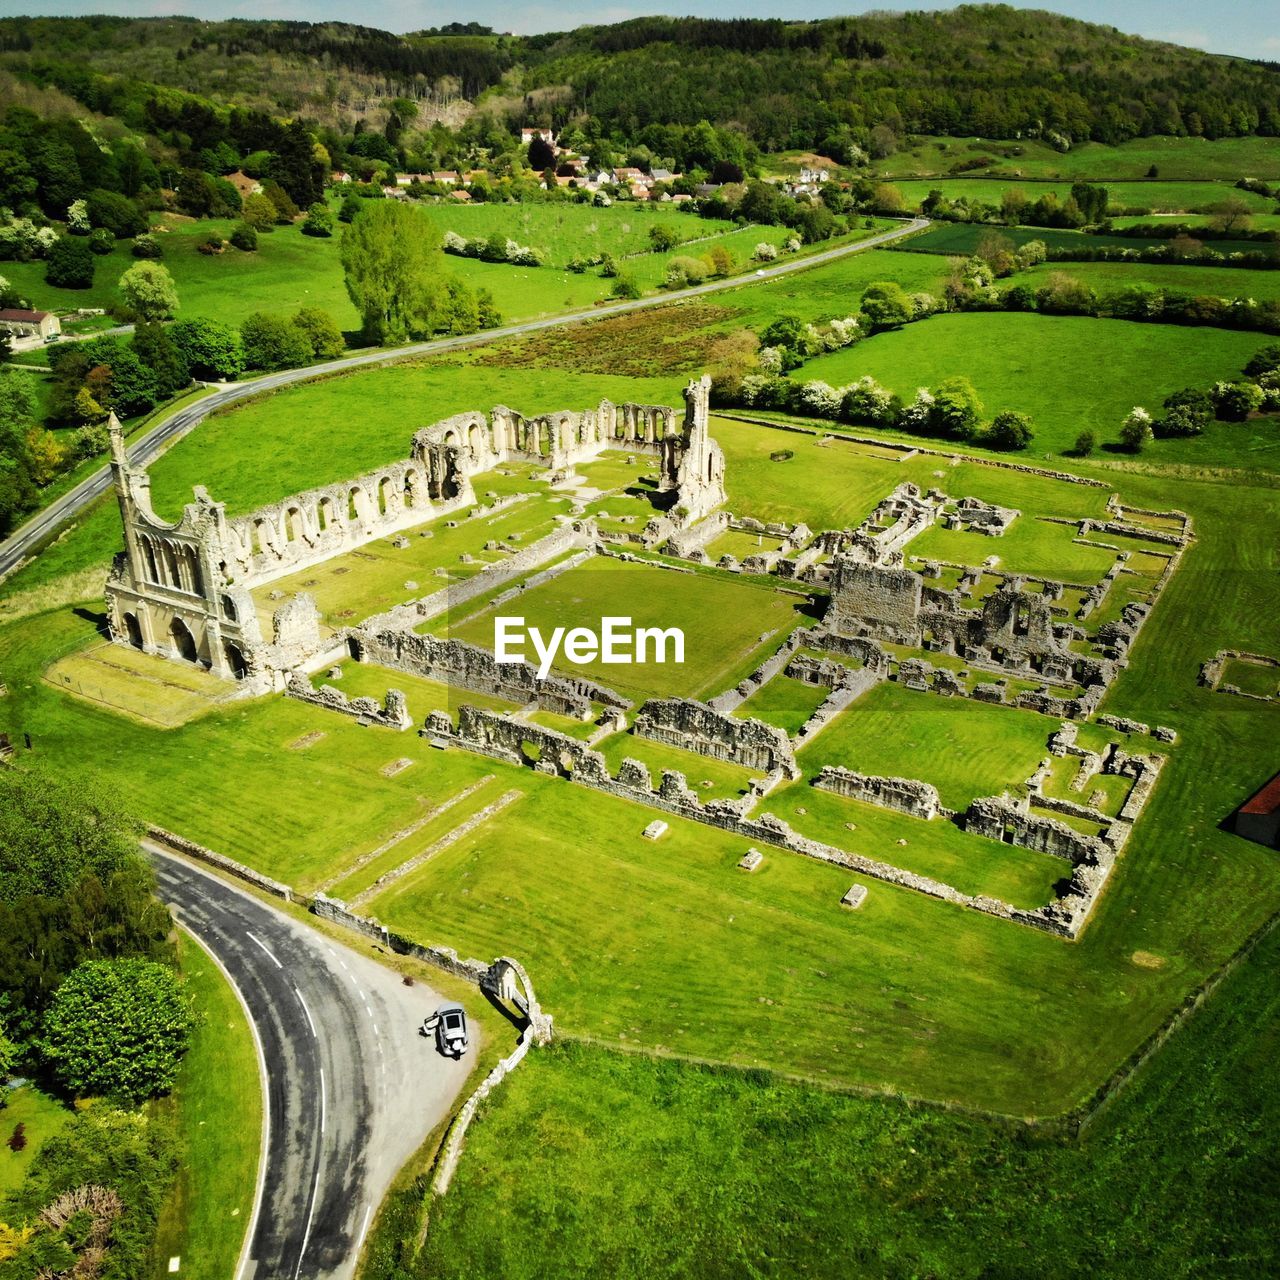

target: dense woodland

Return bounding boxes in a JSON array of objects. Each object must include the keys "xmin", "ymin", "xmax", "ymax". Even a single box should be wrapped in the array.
[{"xmin": 1, "ymin": 8, "xmax": 1278, "ymax": 155}]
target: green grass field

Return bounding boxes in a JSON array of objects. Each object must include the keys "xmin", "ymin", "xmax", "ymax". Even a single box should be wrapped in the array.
[
  {"xmin": 876, "ymin": 134, "xmax": 1280, "ymax": 181},
  {"xmin": 890, "ymin": 177, "xmax": 1276, "ymax": 214},
  {"xmin": 447, "ymin": 557, "xmax": 809, "ymax": 700},
  {"xmin": 1022, "ymin": 259, "xmax": 1280, "ymax": 301},
  {"xmin": 791, "ymin": 312, "xmax": 1269, "ymax": 454},
  {"xmin": 897, "ymin": 222, "xmax": 1268, "ymax": 255},
  {"xmin": 0, "ymin": 1086, "xmax": 71, "ymax": 1197},
  {"xmin": 150, "ymin": 934, "xmax": 261, "ymax": 1280},
  {"xmin": 407, "ymin": 910, "xmax": 1280, "ymax": 1278}
]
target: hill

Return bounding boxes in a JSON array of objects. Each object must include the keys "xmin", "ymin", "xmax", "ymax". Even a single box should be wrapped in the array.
[{"xmin": 0, "ymin": 7, "xmax": 1277, "ymax": 150}]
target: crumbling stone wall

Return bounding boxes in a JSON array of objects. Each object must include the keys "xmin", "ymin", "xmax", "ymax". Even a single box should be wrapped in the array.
[
  {"xmin": 963, "ymin": 794, "xmax": 1111, "ymax": 865},
  {"xmin": 814, "ymin": 766, "xmax": 942, "ymax": 819},
  {"xmin": 285, "ymin": 673, "xmax": 413, "ymax": 729},
  {"xmin": 355, "ymin": 629, "xmax": 628, "ymax": 714},
  {"xmin": 633, "ymin": 697, "xmax": 799, "ymax": 777}
]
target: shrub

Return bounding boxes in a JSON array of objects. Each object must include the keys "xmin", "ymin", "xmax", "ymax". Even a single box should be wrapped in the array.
[
  {"xmin": 87, "ymin": 227, "xmax": 114, "ymax": 256},
  {"xmin": 985, "ymin": 410, "xmax": 1035, "ymax": 451},
  {"xmin": 131, "ymin": 233, "xmax": 162, "ymax": 259},
  {"xmin": 41, "ymin": 958, "xmax": 192, "ymax": 1102},
  {"xmin": 704, "ymin": 244, "xmax": 734, "ymax": 278},
  {"xmin": 610, "ymin": 273, "xmax": 642, "ymax": 300},
  {"xmin": 1119, "ymin": 407, "xmax": 1154, "ymax": 452},
  {"xmin": 752, "ymin": 242, "xmax": 778, "ymax": 262},
  {"xmin": 798, "ymin": 380, "xmax": 842, "ymax": 418},
  {"xmin": 240, "ymin": 312, "xmax": 312, "ymax": 371},
  {"xmin": 664, "ymin": 255, "xmax": 707, "ymax": 288},
  {"xmin": 649, "ymin": 224, "xmax": 680, "ymax": 252},
  {"xmin": 1073, "ymin": 429, "xmax": 1097, "ymax": 456},
  {"xmin": 842, "ymin": 375, "xmax": 895, "ymax": 426},
  {"xmin": 301, "ymin": 201, "xmax": 334, "ymax": 237},
  {"xmin": 1212, "ymin": 380, "xmax": 1265, "ymax": 421},
  {"xmin": 229, "ymin": 223, "xmax": 258, "ymax": 251},
  {"xmin": 45, "ymin": 237, "xmax": 94, "ymax": 288},
  {"xmin": 7, "ymin": 1122, "xmax": 26, "ymax": 1152},
  {"xmin": 71, "ymin": 422, "xmax": 110, "ymax": 460},
  {"xmin": 1243, "ymin": 343, "xmax": 1280, "ymax": 379},
  {"xmin": 292, "ymin": 307, "xmax": 345, "ymax": 360},
  {"xmin": 196, "ymin": 233, "xmax": 225, "ymax": 255},
  {"xmin": 241, "ymin": 192, "xmax": 278, "ymax": 231}
]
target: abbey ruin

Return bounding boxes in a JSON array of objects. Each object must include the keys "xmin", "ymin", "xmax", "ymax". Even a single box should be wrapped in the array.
[{"xmin": 96, "ymin": 377, "xmax": 1190, "ymax": 940}]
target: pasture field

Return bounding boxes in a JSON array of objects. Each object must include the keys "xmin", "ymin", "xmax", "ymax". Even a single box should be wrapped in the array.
[
  {"xmin": 876, "ymin": 134, "xmax": 1280, "ymax": 181},
  {"xmin": 0, "ymin": 1086, "xmax": 70, "ymax": 1197},
  {"xmin": 889, "ymin": 177, "xmax": 1277, "ymax": 214},
  {"xmin": 407, "ymin": 913, "xmax": 1280, "ymax": 1279},
  {"xmin": 1019, "ymin": 258, "xmax": 1280, "ymax": 300},
  {"xmin": 790, "ymin": 312, "xmax": 1269, "ymax": 455},
  {"xmin": 1109, "ymin": 212, "xmax": 1280, "ymax": 233},
  {"xmin": 897, "ymin": 221, "xmax": 1268, "ymax": 255}
]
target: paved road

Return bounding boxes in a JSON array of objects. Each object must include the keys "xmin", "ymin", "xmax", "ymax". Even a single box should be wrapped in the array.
[
  {"xmin": 0, "ymin": 216, "xmax": 926, "ymax": 582},
  {"xmin": 151, "ymin": 848, "xmax": 472, "ymax": 1280}
]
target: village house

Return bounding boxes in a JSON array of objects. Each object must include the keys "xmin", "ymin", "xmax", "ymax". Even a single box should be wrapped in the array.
[{"xmin": 0, "ymin": 308, "xmax": 60, "ymax": 341}]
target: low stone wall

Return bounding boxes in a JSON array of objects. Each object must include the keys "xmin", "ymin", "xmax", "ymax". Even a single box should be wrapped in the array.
[
  {"xmin": 145, "ymin": 826, "xmax": 294, "ymax": 901},
  {"xmin": 962, "ymin": 794, "xmax": 1111, "ymax": 865},
  {"xmin": 356, "ymin": 629, "xmax": 628, "ymax": 714},
  {"xmin": 814, "ymin": 766, "xmax": 942, "ymax": 819},
  {"xmin": 285, "ymin": 674, "xmax": 412, "ymax": 729},
  {"xmin": 423, "ymin": 703, "xmax": 1088, "ymax": 938},
  {"xmin": 633, "ymin": 697, "xmax": 799, "ymax": 777}
]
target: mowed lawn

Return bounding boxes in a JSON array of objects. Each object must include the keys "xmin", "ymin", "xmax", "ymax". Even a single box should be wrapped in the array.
[
  {"xmin": 804, "ymin": 681, "xmax": 1057, "ymax": 810},
  {"xmin": 795, "ymin": 313, "xmax": 1269, "ymax": 454},
  {"xmin": 447, "ymin": 557, "xmax": 809, "ymax": 700}
]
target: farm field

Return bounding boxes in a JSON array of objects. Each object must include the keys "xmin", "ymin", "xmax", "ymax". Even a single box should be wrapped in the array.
[
  {"xmin": 789, "ymin": 312, "xmax": 1269, "ymax": 455},
  {"xmin": 875, "ymin": 134, "xmax": 1280, "ymax": 181},
  {"xmin": 889, "ymin": 177, "xmax": 1277, "ymax": 214},
  {"xmin": 1020, "ymin": 258, "xmax": 1280, "ymax": 300},
  {"xmin": 896, "ymin": 221, "xmax": 1268, "ymax": 255}
]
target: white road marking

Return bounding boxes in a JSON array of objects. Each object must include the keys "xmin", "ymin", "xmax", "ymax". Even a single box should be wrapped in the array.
[
  {"xmin": 319, "ymin": 1067, "xmax": 327, "ymax": 1135},
  {"xmin": 370, "ymin": 1020, "xmax": 379, "ymax": 1038},
  {"xmin": 294, "ymin": 1167, "xmax": 322, "ymax": 1280},
  {"xmin": 358, "ymin": 1205, "xmax": 373, "ymax": 1250},
  {"xmin": 246, "ymin": 932, "xmax": 283, "ymax": 969},
  {"xmin": 295, "ymin": 988, "xmax": 317, "ymax": 1038}
]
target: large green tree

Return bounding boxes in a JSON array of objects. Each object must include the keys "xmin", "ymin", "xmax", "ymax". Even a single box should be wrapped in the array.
[
  {"xmin": 340, "ymin": 201, "xmax": 450, "ymax": 344},
  {"xmin": 41, "ymin": 957, "xmax": 192, "ymax": 1102},
  {"xmin": 118, "ymin": 261, "xmax": 179, "ymax": 322}
]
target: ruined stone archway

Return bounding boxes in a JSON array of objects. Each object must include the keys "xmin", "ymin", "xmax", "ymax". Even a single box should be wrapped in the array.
[
  {"xmin": 224, "ymin": 641, "xmax": 249, "ymax": 680},
  {"xmin": 483, "ymin": 956, "xmax": 552, "ymax": 1043},
  {"xmin": 169, "ymin": 616, "xmax": 198, "ymax": 664},
  {"xmin": 122, "ymin": 612, "xmax": 143, "ymax": 649}
]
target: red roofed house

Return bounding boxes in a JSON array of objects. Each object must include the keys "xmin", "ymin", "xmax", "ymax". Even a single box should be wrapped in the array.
[
  {"xmin": 0, "ymin": 308, "xmax": 60, "ymax": 340},
  {"xmin": 1237, "ymin": 771, "xmax": 1280, "ymax": 847}
]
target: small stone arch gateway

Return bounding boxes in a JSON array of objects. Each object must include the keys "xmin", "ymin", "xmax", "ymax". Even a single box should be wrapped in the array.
[{"xmin": 482, "ymin": 956, "xmax": 553, "ymax": 1042}]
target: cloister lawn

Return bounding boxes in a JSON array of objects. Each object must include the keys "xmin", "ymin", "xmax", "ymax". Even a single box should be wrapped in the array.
[{"xmin": 446, "ymin": 557, "xmax": 810, "ymax": 701}]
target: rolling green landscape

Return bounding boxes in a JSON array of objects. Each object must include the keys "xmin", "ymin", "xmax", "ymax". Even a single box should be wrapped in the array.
[{"xmin": 1, "ymin": 6, "xmax": 1279, "ymax": 1278}]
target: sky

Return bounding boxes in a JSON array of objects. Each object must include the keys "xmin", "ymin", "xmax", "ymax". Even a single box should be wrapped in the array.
[{"xmin": 2, "ymin": 0, "xmax": 1278, "ymax": 61}]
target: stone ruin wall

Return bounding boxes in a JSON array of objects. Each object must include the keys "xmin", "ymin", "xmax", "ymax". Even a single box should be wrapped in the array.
[
  {"xmin": 814, "ymin": 766, "xmax": 943, "ymax": 820},
  {"xmin": 962, "ymin": 794, "xmax": 1111, "ymax": 866},
  {"xmin": 285, "ymin": 673, "xmax": 413, "ymax": 729},
  {"xmin": 421, "ymin": 702, "xmax": 1093, "ymax": 938},
  {"xmin": 632, "ymin": 697, "xmax": 799, "ymax": 777},
  {"xmin": 353, "ymin": 629, "xmax": 629, "ymax": 717}
]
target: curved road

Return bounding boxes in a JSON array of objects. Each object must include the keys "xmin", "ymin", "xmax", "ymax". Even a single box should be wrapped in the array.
[
  {"xmin": 0, "ymin": 217, "xmax": 927, "ymax": 581},
  {"xmin": 151, "ymin": 848, "xmax": 472, "ymax": 1280}
]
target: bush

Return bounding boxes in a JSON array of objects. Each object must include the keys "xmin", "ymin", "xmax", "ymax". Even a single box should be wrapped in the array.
[
  {"xmin": 292, "ymin": 307, "xmax": 345, "ymax": 360},
  {"xmin": 84, "ymin": 189, "xmax": 148, "ymax": 239},
  {"xmin": 985, "ymin": 410, "xmax": 1035, "ymax": 451},
  {"xmin": 228, "ymin": 223, "xmax": 258, "ymax": 252},
  {"xmin": 1243, "ymin": 343, "xmax": 1280, "ymax": 379},
  {"xmin": 41, "ymin": 958, "xmax": 192, "ymax": 1102},
  {"xmin": 649, "ymin": 224, "xmax": 681, "ymax": 252},
  {"xmin": 665, "ymin": 255, "xmax": 707, "ymax": 288},
  {"xmin": 610, "ymin": 273, "xmax": 642, "ymax": 300},
  {"xmin": 1072, "ymin": 429, "xmax": 1097, "ymax": 456},
  {"xmin": 753, "ymin": 242, "xmax": 778, "ymax": 262},
  {"xmin": 87, "ymin": 227, "xmax": 115, "ymax": 256},
  {"xmin": 1119, "ymin": 407, "xmax": 1154, "ymax": 452},
  {"xmin": 301, "ymin": 201, "xmax": 335, "ymax": 237},
  {"xmin": 131, "ymin": 233, "xmax": 162, "ymax": 259},
  {"xmin": 45, "ymin": 237, "xmax": 95, "ymax": 288},
  {"xmin": 196, "ymin": 233, "xmax": 225, "ymax": 255},
  {"xmin": 240, "ymin": 312, "xmax": 313, "ymax": 371},
  {"xmin": 1212, "ymin": 380, "xmax": 1265, "ymax": 421},
  {"xmin": 71, "ymin": 422, "xmax": 110, "ymax": 460}
]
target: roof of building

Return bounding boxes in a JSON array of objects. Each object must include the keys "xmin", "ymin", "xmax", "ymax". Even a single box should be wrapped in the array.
[
  {"xmin": 0, "ymin": 308, "xmax": 50, "ymax": 322},
  {"xmin": 1241, "ymin": 772, "xmax": 1280, "ymax": 816}
]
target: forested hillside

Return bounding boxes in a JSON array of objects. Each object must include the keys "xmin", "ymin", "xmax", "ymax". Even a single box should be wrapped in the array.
[{"xmin": 1, "ymin": 7, "xmax": 1277, "ymax": 152}]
